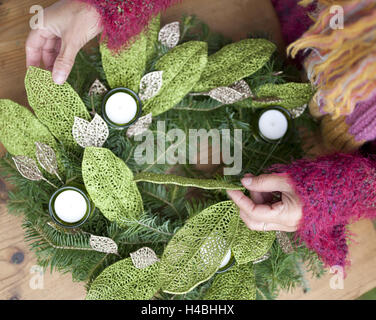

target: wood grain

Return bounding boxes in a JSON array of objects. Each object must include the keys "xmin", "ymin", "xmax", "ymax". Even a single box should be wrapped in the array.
[{"xmin": 0, "ymin": 0, "xmax": 375, "ymax": 300}]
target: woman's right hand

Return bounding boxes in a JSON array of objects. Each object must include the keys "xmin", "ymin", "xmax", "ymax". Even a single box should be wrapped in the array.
[{"xmin": 26, "ymin": 0, "xmax": 102, "ymax": 85}]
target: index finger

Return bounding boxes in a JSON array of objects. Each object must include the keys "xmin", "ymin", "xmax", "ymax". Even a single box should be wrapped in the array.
[{"xmin": 26, "ymin": 29, "xmax": 47, "ymax": 68}]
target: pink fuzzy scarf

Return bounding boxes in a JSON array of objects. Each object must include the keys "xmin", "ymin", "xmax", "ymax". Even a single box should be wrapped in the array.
[
  {"xmin": 271, "ymin": 153, "xmax": 376, "ymax": 268},
  {"xmin": 77, "ymin": 0, "xmax": 180, "ymax": 50}
]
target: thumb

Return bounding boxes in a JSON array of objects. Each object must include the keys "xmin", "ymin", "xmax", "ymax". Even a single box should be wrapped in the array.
[
  {"xmin": 241, "ymin": 174, "xmax": 292, "ymax": 193},
  {"xmin": 52, "ymin": 40, "xmax": 80, "ymax": 85}
]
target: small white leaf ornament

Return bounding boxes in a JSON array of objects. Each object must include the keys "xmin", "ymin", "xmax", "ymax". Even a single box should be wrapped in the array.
[
  {"xmin": 289, "ymin": 104, "xmax": 308, "ymax": 119},
  {"xmin": 89, "ymin": 79, "xmax": 108, "ymax": 96},
  {"xmin": 35, "ymin": 142, "xmax": 63, "ymax": 182},
  {"xmin": 126, "ymin": 113, "xmax": 153, "ymax": 138},
  {"xmin": 89, "ymin": 235, "xmax": 119, "ymax": 255},
  {"xmin": 139, "ymin": 71, "xmax": 163, "ymax": 101},
  {"xmin": 208, "ymin": 80, "xmax": 253, "ymax": 104},
  {"xmin": 12, "ymin": 156, "xmax": 57, "ymax": 188},
  {"xmin": 72, "ymin": 114, "xmax": 109, "ymax": 148},
  {"xmin": 158, "ymin": 21, "xmax": 180, "ymax": 49},
  {"xmin": 130, "ymin": 247, "xmax": 160, "ymax": 269}
]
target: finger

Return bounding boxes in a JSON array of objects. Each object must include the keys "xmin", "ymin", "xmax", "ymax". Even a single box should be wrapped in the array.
[
  {"xmin": 42, "ymin": 37, "xmax": 58, "ymax": 71},
  {"xmin": 26, "ymin": 29, "xmax": 47, "ymax": 68},
  {"xmin": 228, "ymin": 189, "xmax": 282, "ymax": 224},
  {"xmin": 52, "ymin": 40, "xmax": 80, "ymax": 85},
  {"xmin": 241, "ymin": 174, "xmax": 293, "ymax": 193},
  {"xmin": 244, "ymin": 173, "xmax": 265, "ymax": 204},
  {"xmin": 239, "ymin": 210, "xmax": 297, "ymax": 232}
]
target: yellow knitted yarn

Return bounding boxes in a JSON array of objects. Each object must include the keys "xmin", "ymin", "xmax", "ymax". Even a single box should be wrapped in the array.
[{"xmin": 288, "ymin": 0, "xmax": 376, "ymax": 118}]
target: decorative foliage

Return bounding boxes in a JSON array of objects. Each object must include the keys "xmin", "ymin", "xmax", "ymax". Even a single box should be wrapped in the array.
[
  {"xmin": 25, "ymin": 67, "xmax": 91, "ymax": 150},
  {"xmin": 35, "ymin": 142, "xmax": 62, "ymax": 182},
  {"xmin": 86, "ymin": 258, "xmax": 160, "ymax": 300},
  {"xmin": 89, "ymin": 235, "xmax": 119, "ymax": 255},
  {"xmin": 12, "ymin": 156, "xmax": 56, "ymax": 188},
  {"xmin": 0, "ymin": 99, "xmax": 59, "ymax": 163},
  {"xmin": 290, "ymin": 104, "xmax": 308, "ymax": 119},
  {"xmin": 146, "ymin": 15, "xmax": 161, "ymax": 62},
  {"xmin": 100, "ymin": 34, "xmax": 147, "ymax": 92},
  {"xmin": 276, "ymin": 231, "xmax": 294, "ymax": 254},
  {"xmin": 143, "ymin": 41, "xmax": 208, "ymax": 116},
  {"xmin": 193, "ymin": 39, "xmax": 276, "ymax": 92},
  {"xmin": 134, "ymin": 172, "xmax": 244, "ymax": 190},
  {"xmin": 72, "ymin": 114, "xmax": 109, "ymax": 148},
  {"xmin": 126, "ymin": 113, "xmax": 153, "ymax": 138},
  {"xmin": 130, "ymin": 247, "xmax": 160, "ymax": 269},
  {"xmin": 158, "ymin": 21, "xmax": 180, "ymax": 49},
  {"xmin": 139, "ymin": 71, "xmax": 164, "ymax": 101},
  {"xmin": 231, "ymin": 219, "xmax": 276, "ymax": 265},
  {"xmin": 88, "ymin": 79, "xmax": 108, "ymax": 96},
  {"xmin": 206, "ymin": 80, "xmax": 253, "ymax": 104},
  {"xmin": 204, "ymin": 263, "xmax": 256, "ymax": 300},
  {"xmin": 252, "ymin": 83, "xmax": 314, "ymax": 109},
  {"xmin": 160, "ymin": 201, "xmax": 240, "ymax": 294},
  {"xmin": 82, "ymin": 147, "xmax": 143, "ymax": 227}
]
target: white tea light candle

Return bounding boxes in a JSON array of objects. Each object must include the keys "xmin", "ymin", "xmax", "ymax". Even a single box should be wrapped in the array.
[
  {"xmin": 219, "ymin": 249, "xmax": 232, "ymax": 269},
  {"xmin": 54, "ymin": 190, "xmax": 88, "ymax": 223},
  {"xmin": 105, "ymin": 91, "xmax": 138, "ymax": 125},
  {"xmin": 258, "ymin": 109, "xmax": 288, "ymax": 141}
]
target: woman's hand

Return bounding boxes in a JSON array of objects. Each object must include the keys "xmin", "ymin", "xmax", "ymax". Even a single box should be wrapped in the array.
[
  {"xmin": 26, "ymin": 0, "xmax": 102, "ymax": 85},
  {"xmin": 227, "ymin": 173, "xmax": 303, "ymax": 232}
]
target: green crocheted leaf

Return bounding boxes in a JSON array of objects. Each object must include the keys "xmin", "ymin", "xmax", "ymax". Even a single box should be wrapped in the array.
[
  {"xmin": 193, "ymin": 39, "xmax": 276, "ymax": 92},
  {"xmin": 252, "ymin": 83, "xmax": 314, "ymax": 109},
  {"xmin": 143, "ymin": 41, "xmax": 208, "ymax": 116},
  {"xmin": 82, "ymin": 147, "xmax": 143, "ymax": 227},
  {"xmin": 160, "ymin": 201, "xmax": 240, "ymax": 294},
  {"xmin": 0, "ymin": 99, "xmax": 59, "ymax": 162},
  {"xmin": 134, "ymin": 172, "xmax": 244, "ymax": 190},
  {"xmin": 86, "ymin": 258, "xmax": 160, "ymax": 300},
  {"xmin": 204, "ymin": 263, "xmax": 256, "ymax": 300},
  {"xmin": 231, "ymin": 218, "xmax": 276, "ymax": 264},
  {"xmin": 146, "ymin": 14, "xmax": 161, "ymax": 63},
  {"xmin": 100, "ymin": 34, "xmax": 147, "ymax": 92},
  {"xmin": 25, "ymin": 66, "xmax": 90, "ymax": 150}
]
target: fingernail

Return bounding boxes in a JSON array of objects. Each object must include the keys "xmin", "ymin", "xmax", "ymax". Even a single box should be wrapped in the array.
[
  {"xmin": 53, "ymin": 71, "xmax": 67, "ymax": 85},
  {"xmin": 242, "ymin": 177, "xmax": 252, "ymax": 186}
]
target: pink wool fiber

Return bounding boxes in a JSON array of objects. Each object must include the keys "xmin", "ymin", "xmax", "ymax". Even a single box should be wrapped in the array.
[
  {"xmin": 271, "ymin": 153, "xmax": 376, "ymax": 268},
  {"xmin": 77, "ymin": 0, "xmax": 180, "ymax": 50}
]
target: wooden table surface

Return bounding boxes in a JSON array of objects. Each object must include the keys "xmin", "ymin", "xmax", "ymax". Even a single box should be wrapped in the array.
[{"xmin": 0, "ymin": 0, "xmax": 375, "ymax": 300}]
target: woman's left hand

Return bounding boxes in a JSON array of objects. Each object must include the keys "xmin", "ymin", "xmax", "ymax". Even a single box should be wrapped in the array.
[{"xmin": 227, "ymin": 173, "xmax": 303, "ymax": 232}]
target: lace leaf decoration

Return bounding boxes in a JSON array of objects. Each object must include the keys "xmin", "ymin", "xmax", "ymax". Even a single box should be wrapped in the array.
[
  {"xmin": 158, "ymin": 21, "xmax": 180, "ymax": 49},
  {"xmin": 88, "ymin": 79, "xmax": 108, "ymax": 96},
  {"xmin": 252, "ymin": 83, "xmax": 314, "ymax": 109},
  {"xmin": 143, "ymin": 41, "xmax": 208, "ymax": 116},
  {"xmin": 89, "ymin": 235, "xmax": 118, "ymax": 255},
  {"xmin": 146, "ymin": 14, "xmax": 161, "ymax": 63},
  {"xmin": 82, "ymin": 147, "xmax": 143, "ymax": 227},
  {"xmin": 130, "ymin": 247, "xmax": 160, "ymax": 269},
  {"xmin": 134, "ymin": 172, "xmax": 244, "ymax": 190},
  {"xmin": 276, "ymin": 231, "xmax": 294, "ymax": 254},
  {"xmin": 204, "ymin": 263, "xmax": 256, "ymax": 300},
  {"xmin": 139, "ymin": 71, "xmax": 163, "ymax": 101},
  {"xmin": 35, "ymin": 142, "xmax": 63, "ymax": 182},
  {"xmin": 86, "ymin": 258, "xmax": 160, "ymax": 300},
  {"xmin": 0, "ymin": 99, "xmax": 61, "ymax": 168},
  {"xmin": 160, "ymin": 201, "xmax": 240, "ymax": 294},
  {"xmin": 206, "ymin": 80, "xmax": 253, "ymax": 104},
  {"xmin": 126, "ymin": 113, "xmax": 153, "ymax": 138},
  {"xmin": 100, "ymin": 32, "xmax": 147, "ymax": 92},
  {"xmin": 72, "ymin": 114, "xmax": 109, "ymax": 148},
  {"xmin": 193, "ymin": 39, "xmax": 276, "ymax": 92},
  {"xmin": 290, "ymin": 104, "xmax": 308, "ymax": 119},
  {"xmin": 25, "ymin": 67, "xmax": 90, "ymax": 150},
  {"xmin": 12, "ymin": 156, "xmax": 57, "ymax": 188},
  {"xmin": 231, "ymin": 218, "xmax": 276, "ymax": 265}
]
